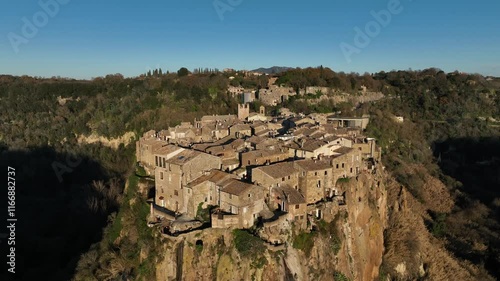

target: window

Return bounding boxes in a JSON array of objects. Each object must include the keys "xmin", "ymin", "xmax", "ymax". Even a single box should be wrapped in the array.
[
  {"xmin": 160, "ymin": 172, "xmax": 164, "ymax": 180},
  {"xmin": 302, "ymin": 171, "xmax": 306, "ymax": 176},
  {"xmin": 350, "ymin": 168, "xmax": 353, "ymax": 173},
  {"xmin": 248, "ymin": 193, "xmax": 251, "ymax": 198},
  {"xmin": 314, "ymin": 172, "xmax": 318, "ymax": 176},
  {"xmin": 163, "ymin": 158, "xmax": 166, "ymax": 168},
  {"xmin": 318, "ymin": 180, "xmax": 321, "ymax": 188},
  {"xmin": 336, "ymin": 164, "xmax": 339, "ymax": 169},
  {"xmin": 324, "ymin": 171, "xmax": 328, "ymax": 175},
  {"xmin": 229, "ymin": 194, "xmax": 232, "ymax": 199},
  {"xmin": 248, "ymin": 160, "xmax": 251, "ymax": 165},
  {"xmin": 288, "ymin": 176, "xmax": 291, "ymax": 180},
  {"xmin": 174, "ymin": 190, "xmax": 178, "ymax": 196},
  {"xmin": 155, "ymin": 156, "xmax": 159, "ymax": 166},
  {"xmin": 282, "ymin": 177, "xmax": 285, "ymax": 181},
  {"xmin": 342, "ymin": 163, "xmax": 345, "ymax": 168},
  {"xmin": 295, "ymin": 204, "xmax": 299, "ymax": 209}
]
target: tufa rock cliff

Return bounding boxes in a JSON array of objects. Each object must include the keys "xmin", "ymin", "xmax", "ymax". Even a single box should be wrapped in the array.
[{"xmin": 155, "ymin": 170, "xmax": 388, "ymax": 281}]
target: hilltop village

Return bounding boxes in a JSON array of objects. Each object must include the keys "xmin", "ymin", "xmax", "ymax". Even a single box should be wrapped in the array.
[{"xmin": 136, "ymin": 104, "xmax": 381, "ymax": 242}]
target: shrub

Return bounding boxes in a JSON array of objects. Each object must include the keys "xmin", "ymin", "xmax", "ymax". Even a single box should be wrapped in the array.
[
  {"xmin": 334, "ymin": 271, "xmax": 350, "ymax": 281},
  {"xmin": 292, "ymin": 232, "xmax": 315, "ymax": 257},
  {"xmin": 232, "ymin": 229, "xmax": 265, "ymax": 257}
]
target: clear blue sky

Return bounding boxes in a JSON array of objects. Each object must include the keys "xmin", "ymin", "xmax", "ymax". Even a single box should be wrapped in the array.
[{"xmin": 1, "ymin": 0, "xmax": 499, "ymax": 79}]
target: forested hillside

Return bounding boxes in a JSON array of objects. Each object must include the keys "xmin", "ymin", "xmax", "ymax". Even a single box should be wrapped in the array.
[{"xmin": 1, "ymin": 67, "xmax": 499, "ymax": 280}]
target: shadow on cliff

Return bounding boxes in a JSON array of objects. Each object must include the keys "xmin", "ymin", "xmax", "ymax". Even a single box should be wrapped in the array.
[
  {"xmin": 433, "ymin": 136, "xmax": 500, "ymax": 278},
  {"xmin": 0, "ymin": 146, "xmax": 122, "ymax": 281}
]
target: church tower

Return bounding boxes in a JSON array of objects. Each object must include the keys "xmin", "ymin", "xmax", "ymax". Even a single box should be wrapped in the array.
[{"xmin": 238, "ymin": 103, "xmax": 250, "ymax": 120}]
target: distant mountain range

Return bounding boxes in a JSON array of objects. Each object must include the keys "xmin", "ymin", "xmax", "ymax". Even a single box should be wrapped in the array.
[{"xmin": 251, "ymin": 66, "xmax": 293, "ymax": 74}]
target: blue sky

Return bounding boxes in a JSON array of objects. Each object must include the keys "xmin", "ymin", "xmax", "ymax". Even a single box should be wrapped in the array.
[{"xmin": 0, "ymin": 0, "xmax": 499, "ymax": 79}]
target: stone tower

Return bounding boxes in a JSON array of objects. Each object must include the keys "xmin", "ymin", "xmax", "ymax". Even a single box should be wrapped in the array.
[
  {"xmin": 259, "ymin": 105, "xmax": 266, "ymax": 116},
  {"xmin": 238, "ymin": 103, "xmax": 250, "ymax": 120}
]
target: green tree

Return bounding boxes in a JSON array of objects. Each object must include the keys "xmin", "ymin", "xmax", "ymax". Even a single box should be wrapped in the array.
[{"xmin": 177, "ymin": 67, "xmax": 189, "ymax": 77}]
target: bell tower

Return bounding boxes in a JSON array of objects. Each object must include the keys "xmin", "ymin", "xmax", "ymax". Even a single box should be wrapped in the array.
[{"xmin": 238, "ymin": 103, "xmax": 250, "ymax": 120}]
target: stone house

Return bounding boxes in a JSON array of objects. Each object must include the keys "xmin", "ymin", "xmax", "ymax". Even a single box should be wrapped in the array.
[
  {"xmin": 155, "ymin": 150, "xmax": 222, "ymax": 213},
  {"xmin": 285, "ymin": 137, "xmax": 353, "ymax": 159},
  {"xmin": 252, "ymin": 162, "xmax": 300, "ymax": 198},
  {"xmin": 195, "ymin": 114, "xmax": 237, "ymax": 128},
  {"xmin": 352, "ymin": 137, "xmax": 380, "ymax": 161},
  {"xmin": 218, "ymin": 179, "xmax": 266, "ymax": 228},
  {"xmin": 240, "ymin": 148, "xmax": 289, "ymax": 168},
  {"xmin": 185, "ymin": 170, "xmax": 235, "ymax": 218},
  {"xmin": 327, "ymin": 116, "xmax": 370, "ymax": 130},
  {"xmin": 247, "ymin": 112, "xmax": 268, "ymax": 122},
  {"xmin": 271, "ymin": 186, "xmax": 307, "ymax": 229},
  {"xmin": 294, "ymin": 158, "xmax": 336, "ymax": 203},
  {"xmin": 135, "ymin": 137, "xmax": 167, "ymax": 174},
  {"xmin": 330, "ymin": 147, "xmax": 363, "ymax": 191},
  {"xmin": 229, "ymin": 124, "xmax": 252, "ymax": 138}
]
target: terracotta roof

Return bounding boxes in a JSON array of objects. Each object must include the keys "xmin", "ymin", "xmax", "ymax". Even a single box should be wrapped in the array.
[
  {"xmin": 188, "ymin": 170, "xmax": 234, "ymax": 188},
  {"xmin": 166, "ymin": 150, "xmax": 203, "ymax": 165},
  {"xmin": 140, "ymin": 138, "xmax": 166, "ymax": 147},
  {"xmin": 274, "ymin": 185, "xmax": 306, "ymax": 205},
  {"xmin": 332, "ymin": 146, "xmax": 354, "ymax": 155},
  {"xmin": 230, "ymin": 124, "xmax": 251, "ymax": 131},
  {"xmin": 246, "ymin": 136, "xmax": 265, "ymax": 145},
  {"xmin": 294, "ymin": 158, "xmax": 332, "ymax": 171},
  {"xmin": 242, "ymin": 148, "xmax": 287, "ymax": 158},
  {"xmin": 285, "ymin": 139, "xmax": 328, "ymax": 152},
  {"xmin": 154, "ymin": 145, "xmax": 184, "ymax": 156},
  {"xmin": 254, "ymin": 162, "xmax": 297, "ymax": 179},
  {"xmin": 220, "ymin": 179, "xmax": 256, "ymax": 196}
]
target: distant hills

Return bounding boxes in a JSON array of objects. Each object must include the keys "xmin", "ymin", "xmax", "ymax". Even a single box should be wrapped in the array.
[{"xmin": 251, "ymin": 66, "xmax": 293, "ymax": 75}]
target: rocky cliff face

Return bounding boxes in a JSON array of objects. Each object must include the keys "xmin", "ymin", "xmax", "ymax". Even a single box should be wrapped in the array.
[
  {"xmin": 155, "ymin": 170, "xmax": 388, "ymax": 281},
  {"xmin": 381, "ymin": 165, "xmax": 495, "ymax": 281}
]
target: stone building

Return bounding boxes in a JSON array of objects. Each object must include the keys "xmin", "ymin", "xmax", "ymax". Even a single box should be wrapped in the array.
[
  {"xmin": 270, "ymin": 185, "xmax": 307, "ymax": 229},
  {"xmin": 294, "ymin": 158, "xmax": 336, "ymax": 203},
  {"xmin": 240, "ymin": 147, "xmax": 289, "ymax": 168},
  {"xmin": 218, "ymin": 179, "xmax": 266, "ymax": 228},
  {"xmin": 252, "ymin": 162, "xmax": 300, "ymax": 194},
  {"xmin": 185, "ymin": 170, "xmax": 235, "ymax": 218},
  {"xmin": 135, "ymin": 134, "xmax": 167, "ymax": 174},
  {"xmin": 155, "ymin": 150, "xmax": 222, "ymax": 213},
  {"xmin": 237, "ymin": 103, "xmax": 250, "ymax": 120}
]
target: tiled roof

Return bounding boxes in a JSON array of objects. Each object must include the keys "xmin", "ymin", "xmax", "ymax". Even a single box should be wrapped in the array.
[
  {"xmin": 254, "ymin": 162, "xmax": 297, "ymax": 179},
  {"xmin": 294, "ymin": 158, "xmax": 332, "ymax": 171},
  {"xmin": 166, "ymin": 150, "xmax": 203, "ymax": 165},
  {"xmin": 220, "ymin": 179, "xmax": 256, "ymax": 196},
  {"xmin": 188, "ymin": 170, "xmax": 234, "ymax": 188},
  {"xmin": 332, "ymin": 146, "xmax": 354, "ymax": 155},
  {"xmin": 154, "ymin": 145, "xmax": 184, "ymax": 156},
  {"xmin": 275, "ymin": 185, "xmax": 306, "ymax": 205}
]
